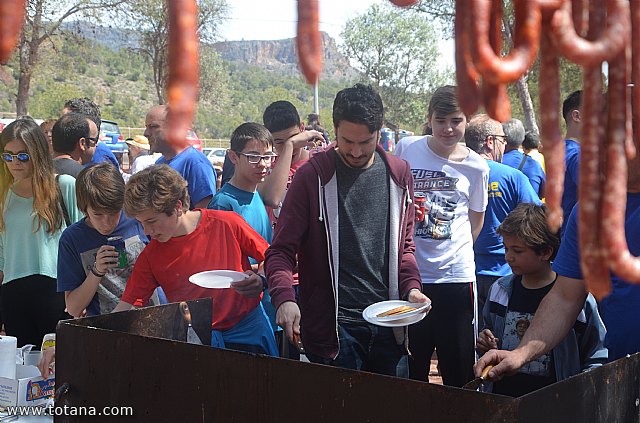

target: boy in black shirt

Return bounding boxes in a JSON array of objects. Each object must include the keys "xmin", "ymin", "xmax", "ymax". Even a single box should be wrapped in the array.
[{"xmin": 477, "ymin": 203, "xmax": 607, "ymax": 396}]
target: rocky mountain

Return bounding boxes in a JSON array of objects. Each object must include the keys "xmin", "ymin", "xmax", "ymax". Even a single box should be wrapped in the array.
[{"xmin": 211, "ymin": 32, "xmax": 359, "ymax": 80}]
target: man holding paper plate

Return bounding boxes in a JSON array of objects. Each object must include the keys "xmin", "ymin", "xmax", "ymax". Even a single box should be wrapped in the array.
[{"xmin": 265, "ymin": 84, "xmax": 430, "ymax": 377}]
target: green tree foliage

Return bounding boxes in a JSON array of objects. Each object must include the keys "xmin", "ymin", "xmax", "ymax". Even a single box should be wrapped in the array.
[
  {"xmin": 0, "ymin": 26, "xmax": 355, "ymax": 140},
  {"xmin": 118, "ymin": 0, "xmax": 228, "ymax": 104},
  {"xmin": 15, "ymin": 0, "xmax": 126, "ymax": 115},
  {"xmin": 340, "ymin": 3, "xmax": 453, "ymax": 131}
]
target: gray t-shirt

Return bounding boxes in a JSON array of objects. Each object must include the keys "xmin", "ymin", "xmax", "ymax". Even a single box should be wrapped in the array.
[
  {"xmin": 54, "ymin": 157, "xmax": 83, "ymax": 178},
  {"xmin": 336, "ymin": 151, "xmax": 390, "ymax": 323}
]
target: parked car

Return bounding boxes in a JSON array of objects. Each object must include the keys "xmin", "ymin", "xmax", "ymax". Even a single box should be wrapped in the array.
[
  {"xmin": 100, "ymin": 119, "xmax": 126, "ymax": 163},
  {"xmin": 186, "ymin": 128, "xmax": 202, "ymax": 151},
  {"xmin": 202, "ymin": 147, "xmax": 226, "ymax": 167}
]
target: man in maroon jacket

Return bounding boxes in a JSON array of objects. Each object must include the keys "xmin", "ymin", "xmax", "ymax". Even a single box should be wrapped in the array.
[{"xmin": 265, "ymin": 84, "xmax": 430, "ymax": 377}]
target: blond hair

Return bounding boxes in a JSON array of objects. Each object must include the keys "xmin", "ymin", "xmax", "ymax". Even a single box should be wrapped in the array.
[
  {"xmin": 124, "ymin": 164, "xmax": 190, "ymax": 217},
  {"xmin": 0, "ymin": 117, "xmax": 63, "ymax": 234}
]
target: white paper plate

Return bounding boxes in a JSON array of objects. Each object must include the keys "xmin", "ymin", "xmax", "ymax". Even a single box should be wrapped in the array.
[
  {"xmin": 188, "ymin": 270, "xmax": 248, "ymax": 289},
  {"xmin": 362, "ymin": 300, "xmax": 431, "ymax": 327}
]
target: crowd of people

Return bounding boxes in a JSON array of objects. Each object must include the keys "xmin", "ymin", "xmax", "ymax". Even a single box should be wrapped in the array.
[{"xmin": 0, "ymin": 84, "xmax": 637, "ymax": 399}]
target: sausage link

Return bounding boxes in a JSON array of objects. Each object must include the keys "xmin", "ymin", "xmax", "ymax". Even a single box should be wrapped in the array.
[
  {"xmin": 579, "ymin": 64, "xmax": 611, "ymax": 300},
  {"xmin": 0, "ymin": 0, "xmax": 25, "ymax": 64},
  {"xmin": 538, "ymin": 26, "xmax": 563, "ymax": 232},
  {"xmin": 166, "ymin": 0, "xmax": 199, "ymax": 150},
  {"xmin": 577, "ymin": 1, "xmax": 611, "ymax": 300},
  {"xmin": 477, "ymin": 0, "xmax": 510, "ymax": 122},
  {"xmin": 572, "ymin": 0, "xmax": 588, "ymax": 37},
  {"xmin": 387, "ymin": 0, "xmax": 419, "ymax": 6},
  {"xmin": 483, "ymin": 81, "xmax": 511, "ymax": 123},
  {"xmin": 603, "ymin": 46, "xmax": 640, "ymax": 287},
  {"xmin": 631, "ymin": 0, "xmax": 640, "ymax": 155},
  {"xmin": 471, "ymin": 0, "xmax": 541, "ymax": 84},
  {"xmin": 550, "ymin": 0, "xmax": 630, "ymax": 67},
  {"xmin": 455, "ymin": 0, "xmax": 480, "ymax": 116},
  {"xmin": 297, "ymin": 0, "xmax": 323, "ymax": 85}
]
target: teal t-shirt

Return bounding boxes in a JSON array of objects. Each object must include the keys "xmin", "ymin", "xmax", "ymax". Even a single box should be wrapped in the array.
[
  {"xmin": 208, "ymin": 183, "xmax": 277, "ymax": 330},
  {"xmin": 0, "ymin": 174, "xmax": 82, "ymax": 284},
  {"xmin": 208, "ymin": 183, "xmax": 272, "ymax": 259}
]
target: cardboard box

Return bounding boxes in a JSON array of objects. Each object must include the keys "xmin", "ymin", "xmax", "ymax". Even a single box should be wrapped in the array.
[{"xmin": 0, "ymin": 365, "xmax": 54, "ymax": 408}]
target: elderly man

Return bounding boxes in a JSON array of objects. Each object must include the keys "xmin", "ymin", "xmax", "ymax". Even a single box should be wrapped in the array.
[
  {"xmin": 144, "ymin": 105, "xmax": 216, "ymax": 209},
  {"xmin": 501, "ymin": 119, "xmax": 546, "ymax": 199},
  {"xmin": 126, "ymin": 135, "xmax": 160, "ymax": 175},
  {"xmin": 465, "ymin": 114, "xmax": 540, "ymax": 315}
]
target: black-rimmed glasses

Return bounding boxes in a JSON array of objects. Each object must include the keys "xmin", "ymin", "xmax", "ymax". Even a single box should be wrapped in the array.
[
  {"xmin": 238, "ymin": 152, "xmax": 277, "ymax": 165},
  {"xmin": 489, "ymin": 134, "xmax": 507, "ymax": 143},
  {"xmin": 1, "ymin": 152, "xmax": 31, "ymax": 163}
]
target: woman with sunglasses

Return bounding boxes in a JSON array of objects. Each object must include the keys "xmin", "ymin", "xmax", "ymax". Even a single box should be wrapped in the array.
[{"xmin": 0, "ymin": 117, "xmax": 82, "ymax": 347}]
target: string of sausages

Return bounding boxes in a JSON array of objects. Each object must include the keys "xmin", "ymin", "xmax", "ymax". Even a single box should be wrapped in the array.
[
  {"xmin": 293, "ymin": 0, "xmax": 640, "ymax": 299},
  {"xmin": 0, "ymin": 0, "xmax": 638, "ymax": 299},
  {"xmin": 458, "ymin": 0, "xmax": 640, "ymax": 300}
]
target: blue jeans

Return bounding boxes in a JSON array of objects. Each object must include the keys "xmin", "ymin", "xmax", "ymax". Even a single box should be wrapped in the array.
[{"xmin": 306, "ymin": 322, "xmax": 408, "ymax": 378}]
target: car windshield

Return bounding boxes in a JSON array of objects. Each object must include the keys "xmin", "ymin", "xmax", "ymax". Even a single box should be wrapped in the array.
[
  {"xmin": 101, "ymin": 122, "xmax": 120, "ymax": 134},
  {"xmin": 214, "ymin": 150, "xmax": 225, "ymax": 157},
  {"xmin": 203, "ymin": 148, "xmax": 212, "ymax": 155}
]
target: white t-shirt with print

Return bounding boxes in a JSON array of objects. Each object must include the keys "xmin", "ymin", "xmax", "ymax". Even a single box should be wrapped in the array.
[{"xmin": 400, "ymin": 137, "xmax": 489, "ymax": 284}]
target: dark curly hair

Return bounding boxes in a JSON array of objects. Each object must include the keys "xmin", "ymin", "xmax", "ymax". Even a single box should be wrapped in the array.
[{"xmin": 332, "ymin": 84, "xmax": 383, "ymax": 133}]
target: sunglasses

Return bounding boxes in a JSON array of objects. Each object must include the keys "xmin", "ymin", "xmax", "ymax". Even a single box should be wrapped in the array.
[
  {"xmin": 84, "ymin": 136, "xmax": 99, "ymax": 146},
  {"xmin": 238, "ymin": 152, "xmax": 277, "ymax": 165},
  {"xmin": 1, "ymin": 152, "xmax": 31, "ymax": 163}
]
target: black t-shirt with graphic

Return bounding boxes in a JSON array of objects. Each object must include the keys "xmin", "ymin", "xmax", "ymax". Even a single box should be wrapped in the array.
[
  {"xmin": 493, "ymin": 275, "xmax": 557, "ymax": 397},
  {"xmin": 335, "ymin": 151, "xmax": 390, "ymax": 323}
]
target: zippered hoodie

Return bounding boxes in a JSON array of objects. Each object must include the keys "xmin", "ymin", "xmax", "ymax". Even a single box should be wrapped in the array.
[{"xmin": 265, "ymin": 144, "xmax": 422, "ymax": 360}]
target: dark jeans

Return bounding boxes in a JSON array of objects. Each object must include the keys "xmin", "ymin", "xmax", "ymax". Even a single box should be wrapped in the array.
[
  {"xmin": 408, "ymin": 282, "xmax": 476, "ymax": 387},
  {"xmin": 306, "ymin": 322, "xmax": 408, "ymax": 378},
  {"xmin": 476, "ymin": 274, "xmax": 501, "ymax": 318},
  {"xmin": 2, "ymin": 275, "xmax": 71, "ymax": 348}
]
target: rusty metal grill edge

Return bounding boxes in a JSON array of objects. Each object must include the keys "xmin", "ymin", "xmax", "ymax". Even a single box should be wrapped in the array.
[{"xmin": 54, "ymin": 299, "xmax": 640, "ymax": 422}]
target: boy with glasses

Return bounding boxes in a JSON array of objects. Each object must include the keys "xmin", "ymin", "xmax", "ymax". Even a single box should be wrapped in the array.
[
  {"xmin": 208, "ymin": 123, "xmax": 286, "ymax": 350},
  {"xmin": 208, "ymin": 123, "xmax": 278, "ymax": 245}
]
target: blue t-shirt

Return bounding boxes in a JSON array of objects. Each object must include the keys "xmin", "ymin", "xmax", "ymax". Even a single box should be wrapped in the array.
[
  {"xmin": 86, "ymin": 142, "xmax": 120, "ymax": 169},
  {"xmin": 561, "ymin": 139, "xmax": 580, "ymax": 234},
  {"xmin": 474, "ymin": 160, "xmax": 541, "ymax": 277},
  {"xmin": 553, "ymin": 194, "xmax": 640, "ymax": 361},
  {"xmin": 208, "ymin": 183, "xmax": 277, "ymax": 330},
  {"xmin": 502, "ymin": 150, "xmax": 546, "ymax": 198},
  {"xmin": 208, "ymin": 183, "xmax": 272, "ymax": 262},
  {"xmin": 157, "ymin": 147, "xmax": 217, "ymax": 208},
  {"xmin": 57, "ymin": 213, "xmax": 148, "ymax": 316}
]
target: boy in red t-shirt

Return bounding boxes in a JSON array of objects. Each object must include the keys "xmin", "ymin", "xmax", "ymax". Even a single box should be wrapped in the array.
[{"xmin": 113, "ymin": 164, "xmax": 278, "ymax": 356}]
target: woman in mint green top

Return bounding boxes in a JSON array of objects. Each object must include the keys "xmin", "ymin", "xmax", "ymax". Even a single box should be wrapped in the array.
[{"xmin": 0, "ymin": 117, "xmax": 81, "ymax": 347}]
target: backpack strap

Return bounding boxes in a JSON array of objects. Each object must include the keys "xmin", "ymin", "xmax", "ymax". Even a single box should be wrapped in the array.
[
  {"xmin": 518, "ymin": 154, "xmax": 528, "ymax": 171},
  {"xmin": 56, "ymin": 174, "xmax": 71, "ymax": 227}
]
